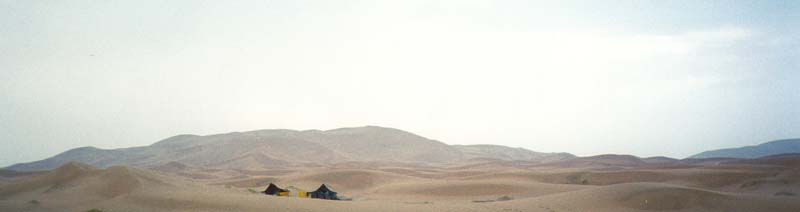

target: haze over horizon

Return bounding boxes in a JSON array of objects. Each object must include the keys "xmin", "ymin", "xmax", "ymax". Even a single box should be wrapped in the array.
[{"xmin": 2, "ymin": 0, "xmax": 799, "ymax": 167}]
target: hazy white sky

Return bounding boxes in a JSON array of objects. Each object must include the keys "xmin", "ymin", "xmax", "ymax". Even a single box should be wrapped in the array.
[{"xmin": 2, "ymin": 0, "xmax": 799, "ymax": 166}]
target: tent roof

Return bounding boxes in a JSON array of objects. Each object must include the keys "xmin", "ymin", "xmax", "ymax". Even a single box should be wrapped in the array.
[
  {"xmin": 263, "ymin": 183, "xmax": 287, "ymax": 194},
  {"xmin": 313, "ymin": 184, "xmax": 333, "ymax": 193}
]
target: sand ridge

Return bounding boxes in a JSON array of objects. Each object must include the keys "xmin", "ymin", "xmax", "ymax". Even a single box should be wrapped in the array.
[{"xmin": 2, "ymin": 153, "xmax": 800, "ymax": 212}]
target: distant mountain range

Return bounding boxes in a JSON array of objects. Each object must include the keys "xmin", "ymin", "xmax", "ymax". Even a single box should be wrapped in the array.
[
  {"xmin": 7, "ymin": 126, "xmax": 799, "ymax": 172},
  {"xmin": 690, "ymin": 139, "xmax": 800, "ymax": 159},
  {"xmin": 5, "ymin": 126, "xmax": 573, "ymax": 171}
]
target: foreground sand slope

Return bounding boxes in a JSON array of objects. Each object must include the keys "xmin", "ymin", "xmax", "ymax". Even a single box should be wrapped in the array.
[
  {"xmin": 495, "ymin": 182, "xmax": 800, "ymax": 212},
  {"xmin": 3, "ymin": 161, "xmax": 800, "ymax": 212}
]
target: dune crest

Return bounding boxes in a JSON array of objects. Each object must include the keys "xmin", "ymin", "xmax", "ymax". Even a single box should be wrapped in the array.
[{"xmin": 0, "ymin": 162, "xmax": 171, "ymax": 199}]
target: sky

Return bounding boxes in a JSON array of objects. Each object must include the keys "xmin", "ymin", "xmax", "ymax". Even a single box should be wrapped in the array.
[{"xmin": 1, "ymin": 0, "xmax": 799, "ymax": 167}]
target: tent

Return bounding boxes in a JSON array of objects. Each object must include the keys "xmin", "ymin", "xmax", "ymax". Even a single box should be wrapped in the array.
[
  {"xmin": 308, "ymin": 184, "xmax": 339, "ymax": 200},
  {"xmin": 262, "ymin": 183, "xmax": 288, "ymax": 195}
]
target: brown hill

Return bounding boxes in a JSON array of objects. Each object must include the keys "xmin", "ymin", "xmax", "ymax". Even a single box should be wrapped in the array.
[
  {"xmin": 535, "ymin": 154, "xmax": 647, "ymax": 170},
  {"xmin": 6, "ymin": 126, "xmax": 572, "ymax": 171},
  {"xmin": 721, "ymin": 153, "xmax": 800, "ymax": 166},
  {"xmin": 453, "ymin": 144, "xmax": 574, "ymax": 162},
  {"xmin": 642, "ymin": 156, "xmax": 680, "ymax": 164}
]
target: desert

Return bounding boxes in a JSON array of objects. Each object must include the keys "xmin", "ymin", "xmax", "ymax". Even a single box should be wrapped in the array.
[
  {"xmin": 3, "ymin": 1, "xmax": 798, "ymax": 211},
  {"xmin": 2, "ymin": 127, "xmax": 799, "ymax": 212}
]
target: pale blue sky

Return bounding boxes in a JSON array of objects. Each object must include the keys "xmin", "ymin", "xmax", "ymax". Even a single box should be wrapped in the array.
[{"xmin": 1, "ymin": 0, "xmax": 798, "ymax": 166}]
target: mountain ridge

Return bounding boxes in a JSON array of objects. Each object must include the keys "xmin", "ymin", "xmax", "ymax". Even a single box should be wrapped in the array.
[
  {"xmin": 690, "ymin": 138, "xmax": 800, "ymax": 159},
  {"xmin": 5, "ymin": 126, "xmax": 573, "ymax": 171}
]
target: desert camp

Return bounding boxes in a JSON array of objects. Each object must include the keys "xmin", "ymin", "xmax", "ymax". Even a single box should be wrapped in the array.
[
  {"xmin": 262, "ymin": 183, "xmax": 288, "ymax": 196},
  {"xmin": 4, "ymin": 0, "xmax": 800, "ymax": 211},
  {"xmin": 308, "ymin": 184, "xmax": 339, "ymax": 200},
  {"xmin": 285, "ymin": 186, "xmax": 309, "ymax": 198},
  {"xmin": 3, "ymin": 134, "xmax": 800, "ymax": 212},
  {"xmin": 262, "ymin": 183, "xmax": 339, "ymax": 200}
]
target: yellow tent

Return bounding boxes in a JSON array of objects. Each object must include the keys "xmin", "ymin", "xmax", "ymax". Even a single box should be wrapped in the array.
[{"xmin": 286, "ymin": 186, "xmax": 309, "ymax": 198}]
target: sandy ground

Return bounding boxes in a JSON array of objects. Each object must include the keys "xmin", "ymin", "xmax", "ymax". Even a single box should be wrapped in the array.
[{"xmin": 1, "ymin": 162, "xmax": 799, "ymax": 212}]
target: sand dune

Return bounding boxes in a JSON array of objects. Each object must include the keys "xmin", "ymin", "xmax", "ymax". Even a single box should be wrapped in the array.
[
  {"xmin": 0, "ymin": 162, "xmax": 173, "ymax": 199},
  {"xmin": 278, "ymin": 169, "xmax": 419, "ymax": 195},
  {"xmin": 212, "ymin": 176, "xmax": 281, "ymax": 188},
  {"xmin": 0, "ymin": 162, "xmax": 96, "ymax": 197},
  {"xmin": 7, "ymin": 127, "xmax": 797, "ymax": 211},
  {"xmin": 1, "ymin": 161, "xmax": 799, "ymax": 212},
  {"xmin": 3, "ymin": 153, "xmax": 800, "ymax": 212},
  {"xmin": 0, "ymin": 169, "xmax": 45, "ymax": 182},
  {"xmin": 367, "ymin": 180, "xmax": 588, "ymax": 201},
  {"xmin": 496, "ymin": 182, "xmax": 800, "ymax": 212}
]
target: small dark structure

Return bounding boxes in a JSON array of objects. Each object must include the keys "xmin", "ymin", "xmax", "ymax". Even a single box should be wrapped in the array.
[
  {"xmin": 262, "ymin": 183, "xmax": 288, "ymax": 195},
  {"xmin": 308, "ymin": 184, "xmax": 339, "ymax": 200}
]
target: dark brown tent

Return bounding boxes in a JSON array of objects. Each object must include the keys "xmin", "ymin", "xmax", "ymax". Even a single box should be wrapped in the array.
[
  {"xmin": 262, "ymin": 183, "xmax": 287, "ymax": 195},
  {"xmin": 308, "ymin": 184, "xmax": 338, "ymax": 200}
]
